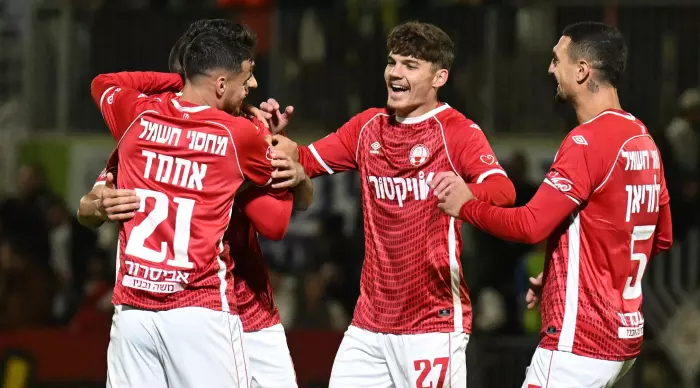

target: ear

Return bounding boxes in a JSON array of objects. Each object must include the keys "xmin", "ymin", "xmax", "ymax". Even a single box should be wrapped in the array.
[
  {"xmin": 216, "ymin": 76, "xmax": 227, "ymax": 98},
  {"xmin": 432, "ymin": 69, "xmax": 449, "ymax": 89},
  {"xmin": 576, "ymin": 60, "xmax": 592, "ymax": 85}
]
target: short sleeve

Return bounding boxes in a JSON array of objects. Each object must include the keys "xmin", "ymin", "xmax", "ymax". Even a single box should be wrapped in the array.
[
  {"xmin": 98, "ymin": 86, "xmax": 148, "ymax": 142},
  {"xmin": 298, "ymin": 109, "xmax": 379, "ymax": 177},
  {"xmin": 544, "ymin": 132, "xmax": 600, "ymax": 205},
  {"xmin": 445, "ymin": 118, "xmax": 507, "ymax": 183}
]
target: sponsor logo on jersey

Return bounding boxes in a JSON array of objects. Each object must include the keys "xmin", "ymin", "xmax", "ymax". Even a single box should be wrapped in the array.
[
  {"xmin": 409, "ymin": 144, "xmax": 429, "ymax": 166},
  {"xmin": 265, "ymin": 145, "xmax": 274, "ymax": 161},
  {"xmin": 548, "ymin": 172, "xmax": 573, "ymax": 192},
  {"xmin": 480, "ymin": 154, "xmax": 496, "ymax": 165},
  {"xmin": 370, "ymin": 141, "xmax": 381, "ymax": 154},
  {"xmin": 107, "ymin": 88, "xmax": 121, "ymax": 104},
  {"xmin": 367, "ymin": 171, "xmax": 434, "ymax": 207}
]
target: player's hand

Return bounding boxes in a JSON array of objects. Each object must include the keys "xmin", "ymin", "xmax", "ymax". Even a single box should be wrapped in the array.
[
  {"xmin": 271, "ymin": 135, "xmax": 299, "ymax": 162},
  {"xmin": 526, "ymin": 272, "xmax": 544, "ymax": 309},
  {"xmin": 270, "ymin": 150, "xmax": 308, "ymax": 189},
  {"xmin": 430, "ymin": 171, "xmax": 475, "ymax": 218},
  {"xmin": 240, "ymin": 102, "xmax": 271, "ymax": 128},
  {"xmin": 97, "ymin": 173, "xmax": 141, "ymax": 222},
  {"xmin": 259, "ymin": 98, "xmax": 294, "ymax": 135}
]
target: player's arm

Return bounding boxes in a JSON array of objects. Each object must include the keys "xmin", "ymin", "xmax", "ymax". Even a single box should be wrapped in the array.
[
  {"xmin": 237, "ymin": 188, "xmax": 294, "ymax": 241},
  {"xmin": 90, "ymin": 72, "xmax": 184, "ymax": 141},
  {"xmin": 457, "ymin": 131, "xmax": 598, "ymax": 244},
  {"xmin": 77, "ymin": 183, "xmax": 108, "ymax": 229},
  {"xmin": 652, "ymin": 168, "xmax": 673, "ymax": 255},
  {"xmin": 272, "ymin": 111, "xmax": 371, "ymax": 178},
  {"xmin": 459, "ymin": 183, "xmax": 578, "ymax": 244},
  {"xmin": 77, "ymin": 170, "xmax": 140, "ymax": 228},
  {"xmin": 653, "ymin": 203, "xmax": 673, "ymax": 255},
  {"xmin": 447, "ymin": 120, "xmax": 515, "ymax": 206},
  {"xmin": 291, "ymin": 173, "xmax": 314, "ymax": 210}
]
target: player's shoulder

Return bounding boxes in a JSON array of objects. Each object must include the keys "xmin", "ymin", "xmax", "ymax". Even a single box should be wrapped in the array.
[
  {"xmin": 568, "ymin": 109, "xmax": 644, "ymax": 148},
  {"xmin": 351, "ymin": 107, "xmax": 391, "ymax": 124},
  {"xmin": 434, "ymin": 105, "xmax": 483, "ymax": 135}
]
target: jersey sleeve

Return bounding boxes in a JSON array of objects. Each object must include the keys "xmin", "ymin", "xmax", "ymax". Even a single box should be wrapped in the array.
[
  {"xmin": 91, "ymin": 72, "xmax": 183, "ymax": 141},
  {"xmin": 543, "ymin": 130, "xmax": 605, "ymax": 205},
  {"xmin": 229, "ymin": 117, "xmax": 278, "ymax": 187},
  {"xmin": 444, "ymin": 118, "xmax": 507, "ymax": 183},
  {"xmin": 94, "ymin": 148, "xmax": 119, "ymax": 187},
  {"xmin": 236, "ymin": 187, "xmax": 293, "ymax": 241},
  {"xmin": 297, "ymin": 110, "xmax": 372, "ymax": 178}
]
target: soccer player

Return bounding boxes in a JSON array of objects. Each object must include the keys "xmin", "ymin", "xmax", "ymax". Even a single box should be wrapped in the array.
[
  {"xmin": 268, "ymin": 21, "xmax": 516, "ymax": 387},
  {"xmin": 80, "ymin": 21, "xmax": 306, "ymax": 387},
  {"xmin": 90, "ymin": 33, "xmax": 286, "ymax": 387},
  {"xmin": 431, "ymin": 22, "xmax": 673, "ymax": 387}
]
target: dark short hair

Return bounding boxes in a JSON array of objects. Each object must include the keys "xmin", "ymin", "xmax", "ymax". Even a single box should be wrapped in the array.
[
  {"xmin": 562, "ymin": 22, "xmax": 627, "ymax": 88},
  {"xmin": 169, "ymin": 19, "xmax": 257, "ymax": 75},
  {"xmin": 386, "ymin": 21, "xmax": 454, "ymax": 70},
  {"xmin": 183, "ymin": 32, "xmax": 251, "ymax": 80}
]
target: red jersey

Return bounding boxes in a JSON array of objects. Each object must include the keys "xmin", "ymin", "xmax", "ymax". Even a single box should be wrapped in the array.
[
  {"xmin": 91, "ymin": 71, "xmax": 279, "ymax": 312},
  {"xmin": 94, "ymin": 116, "xmax": 282, "ymax": 329},
  {"xmin": 297, "ymin": 104, "xmax": 509, "ymax": 334},
  {"xmin": 538, "ymin": 110, "xmax": 669, "ymax": 360}
]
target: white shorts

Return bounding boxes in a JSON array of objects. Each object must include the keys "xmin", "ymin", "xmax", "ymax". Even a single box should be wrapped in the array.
[
  {"xmin": 107, "ymin": 305, "xmax": 249, "ymax": 388},
  {"xmin": 329, "ymin": 325, "xmax": 469, "ymax": 388},
  {"xmin": 243, "ymin": 324, "xmax": 297, "ymax": 388},
  {"xmin": 522, "ymin": 347, "xmax": 636, "ymax": 388}
]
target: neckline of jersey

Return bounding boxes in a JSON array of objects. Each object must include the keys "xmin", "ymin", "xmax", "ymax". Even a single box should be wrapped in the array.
[
  {"xmin": 395, "ymin": 103, "xmax": 450, "ymax": 124},
  {"xmin": 583, "ymin": 108, "xmax": 635, "ymax": 125},
  {"xmin": 171, "ymin": 96, "xmax": 211, "ymax": 113}
]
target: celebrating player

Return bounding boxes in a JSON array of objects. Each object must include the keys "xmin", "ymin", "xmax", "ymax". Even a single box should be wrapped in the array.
[
  {"xmin": 431, "ymin": 22, "xmax": 673, "ymax": 387},
  {"xmin": 267, "ymin": 21, "xmax": 515, "ymax": 387},
  {"xmin": 90, "ymin": 32, "xmax": 291, "ymax": 387},
  {"xmin": 80, "ymin": 21, "xmax": 307, "ymax": 388}
]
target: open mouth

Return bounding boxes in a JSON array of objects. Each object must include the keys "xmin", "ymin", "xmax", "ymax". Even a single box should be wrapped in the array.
[{"xmin": 390, "ymin": 83, "xmax": 409, "ymax": 93}]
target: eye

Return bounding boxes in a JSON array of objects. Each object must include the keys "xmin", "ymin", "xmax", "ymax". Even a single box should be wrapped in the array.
[{"xmin": 407, "ymin": 64, "xmax": 417, "ymax": 70}]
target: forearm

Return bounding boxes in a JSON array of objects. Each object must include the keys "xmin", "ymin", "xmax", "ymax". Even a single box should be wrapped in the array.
[
  {"xmin": 77, "ymin": 193, "xmax": 105, "ymax": 229},
  {"xmin": 292, "ymin": 175, "xmax": 314, "ymax": 210},
  {"xmin": 459, "ymin": 183, "xmax": 577, "ymax": 244},
  {"xmin": 467, "ymin": 174, "xmax": 516, "ymax": 207}
]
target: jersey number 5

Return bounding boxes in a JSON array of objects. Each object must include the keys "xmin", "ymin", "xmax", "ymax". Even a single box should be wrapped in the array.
[
  {"xmin": 623, "ymin": 225, "xmax": 656, "ymax": 300},
  {"xmin": 124, "ymin": 188, "xmax": 195, "ymax": 269}
]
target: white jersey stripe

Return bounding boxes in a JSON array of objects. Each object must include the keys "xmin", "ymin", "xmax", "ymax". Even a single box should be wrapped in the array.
[
  {"xmin": 309, "ymin": 144, "xmax": 334, "ymax": 175},
  {"xmin": 448, "ymin": 217, "xmax": 463, "ymax": 332},
  {"xmin": 559, "ymin": 212, "xmax": 582, "ymax": 351}
]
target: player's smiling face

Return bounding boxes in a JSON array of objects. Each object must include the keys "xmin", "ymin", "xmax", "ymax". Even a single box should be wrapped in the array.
[
  {"xmin": 384, "ymin": 52, "xmax": 447, "ymax": 117},
  {"xmin": 549, "ymin": 36, "xmax": 575, "ymax": 103}
]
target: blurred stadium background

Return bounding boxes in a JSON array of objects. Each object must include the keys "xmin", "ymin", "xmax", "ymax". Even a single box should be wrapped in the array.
[{"xmin": 1, "ymin": 0, "xmax": 699, "ymax": 387}]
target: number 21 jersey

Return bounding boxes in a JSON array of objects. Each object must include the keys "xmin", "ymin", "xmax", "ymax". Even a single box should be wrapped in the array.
[{"xmin": 93, "ymin": 72, "xmax": 277, "ymax": 312}]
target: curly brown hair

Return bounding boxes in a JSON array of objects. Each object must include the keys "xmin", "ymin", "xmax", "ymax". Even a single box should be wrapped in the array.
[{"xmin": 386, "ymin": 21, "xmax": 454, "ymax": 71}]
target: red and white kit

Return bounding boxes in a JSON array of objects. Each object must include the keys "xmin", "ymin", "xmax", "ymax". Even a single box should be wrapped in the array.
[
  {"xmin": 95, "ymin": 116, "xmax": 296, "ymax": 388},
  {"xmin": 460, "ymin": 109, "xmax": 673, "ymax": 387},
  {"xmin": 92, "ymin": 71, "xmax": 282, "ymax": 388},
  {"xmin": 297, "ymin": 104, "xmax": 514, "ymax": 387}
]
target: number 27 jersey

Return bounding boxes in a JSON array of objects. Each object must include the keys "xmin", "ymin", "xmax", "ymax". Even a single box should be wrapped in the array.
[
  {"xmin": 540, "ymin": 109, "xmax": 670, "ymax": 360},
  {"xmin": 95, "ymin": 76, "xmax": 277, "ymax": 312}
]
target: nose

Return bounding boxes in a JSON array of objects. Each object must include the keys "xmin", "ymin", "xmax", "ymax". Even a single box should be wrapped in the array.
[
  {"xmin": 548, "ymin": 62, "xmax": 555, "ymax": 75},
  {"xmin": 248, "ymin": 75, "xmax": 258, "ymax": 89}
]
